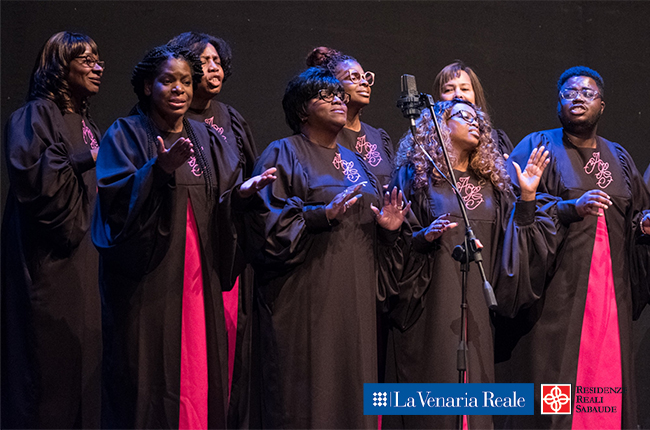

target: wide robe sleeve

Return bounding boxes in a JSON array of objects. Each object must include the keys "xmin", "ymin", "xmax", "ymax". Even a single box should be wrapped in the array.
[
  {"xmin": 378, "ymin": 128, "xmax": 395, "ymax": 168},
  {"xmin": 249, "ymin": 139, "xmax": 336, "ymax": 283},
  {"xmin": 91, "ymin": 117, "xmax": 176, "ymax": 279},
  {"xmin": 5, "ymin": 99, "xmax": 95, "ymax": 250},
  {"xmin": 378, "ymin": 164, "xmax": 435, "ymax": 331},
  {"xmin": 616, "ymin": 147, "xmax": 650, "ymax": 319},
  {"xmin": 492, "ymin": 195, "xmax": 558, "ymax": 318},
  {"xmin": 227, "ymin": 105, "xmax": 258, "ymax": 180}
]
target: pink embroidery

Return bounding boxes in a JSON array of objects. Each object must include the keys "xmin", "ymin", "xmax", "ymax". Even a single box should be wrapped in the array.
[
  {"xmin": 584, "ymin": 152, "xmax": 613, "ymax": 189},
  {"xmin": 82, "ymin": 119, "xmax": 98, "ymax": 150},
  {"xmin": 332, "ymin": 152, "xmax": 361, "ymax": 183},
  {"xmin": 204, "ymin": 116, "xmax": 227, "ymax": 142},
  {"xmin": 355, "ymin": 135, "xmax": 382, "ymax": 167},
  {"xmin": 456, "ymin": 176, "xmax": 484, "ymax": 210},
  {"xmin": 187, "ymin": 150, "xmax": 203, "ymax": 177}
]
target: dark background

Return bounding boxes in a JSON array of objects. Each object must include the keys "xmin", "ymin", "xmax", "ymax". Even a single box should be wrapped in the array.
[{"xmin": 2, "ymin": 1, "xmax": 650, "ymax": 426}]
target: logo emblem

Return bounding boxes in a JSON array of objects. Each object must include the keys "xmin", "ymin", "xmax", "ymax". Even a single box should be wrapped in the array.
[
  {"xmin": 541, "ymin": 384, "xmax": 571, "ymax": 414},
  {"xmin": 373, "ymin": 392, "xmax": 387, "ymax": 407}
]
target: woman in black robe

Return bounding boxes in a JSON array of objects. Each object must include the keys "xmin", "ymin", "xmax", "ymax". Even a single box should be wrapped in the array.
[
  {"xmin": 382, "ymin": 99, "xmax": 555, "ymax": 430},
  {"xmin": 306, "ymin": 46, "xmax": 394, "ymax": 187},
  {"xmin": 168, "ymin": 31, "xmax": 258, "ymax": 429},
  {"xmin": 250, "ymin": 66, "xmax": 410, "ymax": 429},
  {"xmin": 1, "ymin": 31, "xmax": 104, "ymax": 429},
  {"xmin": 432, "ymin": 61, "xmax": 514, "ymax": 156},
  {"xmin": 92, "ymin": 43, "xmax": 275, "ymax": 429}
]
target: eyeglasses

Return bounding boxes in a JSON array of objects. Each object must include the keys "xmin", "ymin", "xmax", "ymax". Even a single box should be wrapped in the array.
[
  {"xmin": 75, "ymin": 55, "xmax": 105, "ymax": 69},
  {"xmin": 450, "ymin": 109, "xmax": 479, "ymax": 125},
  {"xmin": 559, "ymin": 88, "xmax": 601, "ymax": 101},
  {"xmin": 317, "ymin": 88, "xmax": 350, "ymax": 104},
  {"xmin": 344, "ymin": 69, "xmax": 375, "ymax": 86}
]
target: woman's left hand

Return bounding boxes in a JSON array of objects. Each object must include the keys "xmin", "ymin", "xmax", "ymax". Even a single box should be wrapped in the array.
[
  {"xmin": 239, "ymin": 167, "xmax": 277, "ymax": 198},
  {"xmin": 372, "ymin": 187, "xmax": 411, "ymax": 231},
  {"xmin": 513, "ymin": 145, "xmax": 550, "ymax": 201}
]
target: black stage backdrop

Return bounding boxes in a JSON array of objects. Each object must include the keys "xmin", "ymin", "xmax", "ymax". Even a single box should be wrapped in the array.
[{"xmin": 2, "ymin": 1, "xmax": 650, "ymax": 427}]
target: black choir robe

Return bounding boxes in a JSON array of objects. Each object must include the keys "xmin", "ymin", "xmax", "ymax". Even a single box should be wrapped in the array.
[
  {"xmin": 186, "ymin": 100, "xmax": 258, "ymax": 429},
  {"xmin": 644, "ymin": 163, "xmax": 650, "ymax": 189},
  {"xmin": 381, "ymin": 164, "xmax": 556, "ymax": 430},
  {"xmin": 492, "ymin": 128, "xmax": 514, "ymax": 156},
  {"xmin": 92, "ymin": 114, "xmax": 248, "ymax": 429},
  {"xmin": 337, "ymin": 122, "xmax": 395, "ymax": 187},
  {"xmin": 250, "ymin": 134, "xmax": 386, "ymax": 429},
  {"xmin": 494, "ymin": 128, "xmax": 650, "ymax": 429},
  {"xmin": 1, "ymin": 98, "xmax": 102, "ymax": 429}
]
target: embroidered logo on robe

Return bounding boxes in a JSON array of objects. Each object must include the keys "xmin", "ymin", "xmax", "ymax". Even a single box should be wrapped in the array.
[
  {"xmin": 583, "ymin": 152, "xmax": 613, "ymax": 189},
  {"xmin": 187, "ymin": 151, "xmax": 203, "ymax": 177},
  {"xmin": 355, "ymin": 135, "xmax": 382, "ymax": 167},
  {"xmin": 456, "ymin": 176, "xmax": 484, "ymax": 210},
  {"xmin": 204, "ymin": 116, "xmax": 227, "ymax": 142},
  {"xmin": 82, "ymin": 119, "xmax": 98, "ymax": 150},
  {"xmin": 332, "ymin": 152, "xmax": 361, "ymax": 182}
]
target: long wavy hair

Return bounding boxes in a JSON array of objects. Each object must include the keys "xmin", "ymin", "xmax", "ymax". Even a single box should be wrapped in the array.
[
  {"xmin": 432, "ymin": 61, "xmax": 490, "ymax": 120},
  {"xmin": 28, "ymin": 31, "xmax": 99, "ymax": 114},
  {"xmin": 131, "ymin": 43, "xmax": 203, "ymax": 112},
  {"xmin": 396, "ymin": 99, "xmax": 511, "ymax": 192}
]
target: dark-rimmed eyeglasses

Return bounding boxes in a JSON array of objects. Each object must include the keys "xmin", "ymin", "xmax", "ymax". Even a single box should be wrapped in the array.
[
  {"xmin": 317, "ymin": 88, "xmax": 350, "ymax": 104},
  {"xmin": 559, "ymin": 88, "xmax": 601, "ymax": 102},
  {"xmin": 344, "ymin": 69, "xmax": 375, "ymax": 87},
  {"xmin": 75, "ymin": 55, "xmax": 105, "ymax": 69},
  {"xmin": 450, "ymin": 109, "xmax": 478, "ymax": 125}
]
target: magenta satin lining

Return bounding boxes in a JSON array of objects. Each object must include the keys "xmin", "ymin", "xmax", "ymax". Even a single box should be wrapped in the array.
[{"xmin": 572, "ymin": 211, "xmax": 622, "ymax": 429}]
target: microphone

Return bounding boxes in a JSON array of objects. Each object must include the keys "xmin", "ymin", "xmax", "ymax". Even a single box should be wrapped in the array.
[{"xmin": 397, "ymin": 74, "xmax": 423, "ymax": 135}]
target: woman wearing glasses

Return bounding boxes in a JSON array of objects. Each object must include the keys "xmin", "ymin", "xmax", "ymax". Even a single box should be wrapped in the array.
[
  {"xmin": 1, "ymin": 31, "xmax": 104, "ymax": 428},
  {"xmin": 433, "ymin": 60, "xmax": 514, "ymax": 156},
  {"xmin": 307, "ymin": 47, "xmax": 395, "ymax": 187},
  {"xmin": 250, "ymin": 67, "xmax": 409, "ymax": 429},
  {"xmin": 92, "ymin": 43, "xmax": 275, "ymax": 429},
  {"xmin": 382, "ymin": 99, "xmax": 554, "ymax": 429}
]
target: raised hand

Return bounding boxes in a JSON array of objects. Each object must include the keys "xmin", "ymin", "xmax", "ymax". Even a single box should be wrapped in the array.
[
  {"xmin": 423, "ymin": 213, "xmax": 458, "ymax": 242},
  {"xmin": 371, "ymin": 186, "xmax": 412, "ymax": 231},
  {"xmin": 575, "ymin": 189, "xmax": 612, "ymax": 217},
  {"xmin": 155, "ymin": 136, "xmax": 193, "ymax": 174},
  {"xmin": 326, "ymin": 183, "xmax": 364, "ymax": 221},
  {"xmin": 239, "ymin": 167, "xmax": 278, "ymax": 198},
  {"xmin": 512, "ymin": 145, "xmax": 550, "ymax": 201}
]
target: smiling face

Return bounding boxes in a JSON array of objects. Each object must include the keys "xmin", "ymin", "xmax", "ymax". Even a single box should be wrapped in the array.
[
  {"xmin": 335, "ymin": 60, "xmax": 371, "ymax": 109},
  {"xmin": 196, "ymin": 43, "xmax": 224, "ymax": 99},
  {"xmin": 145, "ymin": 57, "xmax": 193, "ymax": 124},
  {"xmin": 446, "ymin": 103, "xmax": 480, "ymax": 157},
  {"xmin": 303, "ymin": 88, "xmax": 348, "ymax": 133},
  {"xmin": 557, "ymin": 76, "xmax": 605, "ymax": 134},
  {"xmin": 439, "ymin": 70, "xmax": 475, "ymax": 104},
  {"xmin": 67, "ymin": 44, "xmax": 103, "ymax": 99}
]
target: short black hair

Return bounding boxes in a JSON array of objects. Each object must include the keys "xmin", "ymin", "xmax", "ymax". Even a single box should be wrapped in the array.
[
  {"xmin": 168, "ymin": 31, "xmax": 232, "ymax": 82},
  {"xmin": 282, "ymin": 67, "xmax": 344, "ymax": 134},
  {"xmin": 131, "ymin": 44, "xmax": 203, "ymax": 110},
  {"xmin": 557, "ymin": 66, "xmax": 605, "ymax": 99}
]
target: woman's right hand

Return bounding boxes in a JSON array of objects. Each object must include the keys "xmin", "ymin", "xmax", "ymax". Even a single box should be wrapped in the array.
[
  {"xmin": 423, "ymin": 213, "xmax": 458, "ymax": 242},
  {"xmin": 155, "ymin": 136, "xmax": 193, "ymax": 174},
  {"xmin": 326, "ymin": 183, "xmax": 364, "ymax": 222}
]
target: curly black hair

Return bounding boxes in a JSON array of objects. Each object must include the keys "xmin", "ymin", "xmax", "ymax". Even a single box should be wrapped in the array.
[
  {"xmin": 557, "ymin": 66, "xmax": 605, "ymax": 99},
  {"xmin": 168, "ymin": 31, "xmax": 233, "ymax": 82},
  {"xmin": 131, "ymin": 43, "xmax": 203, "ymax": 110}
]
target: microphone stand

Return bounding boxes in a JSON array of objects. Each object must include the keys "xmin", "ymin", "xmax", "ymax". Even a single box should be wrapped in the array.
[{"xmin": 402, "ymin": 93, "xmax": 498, "ymax": 430}]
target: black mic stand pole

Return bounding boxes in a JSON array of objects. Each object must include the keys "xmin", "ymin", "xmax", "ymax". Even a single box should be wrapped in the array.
[{"xmin": 409, "ymin": 94, "xmax": 498, "ymax": 430}]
